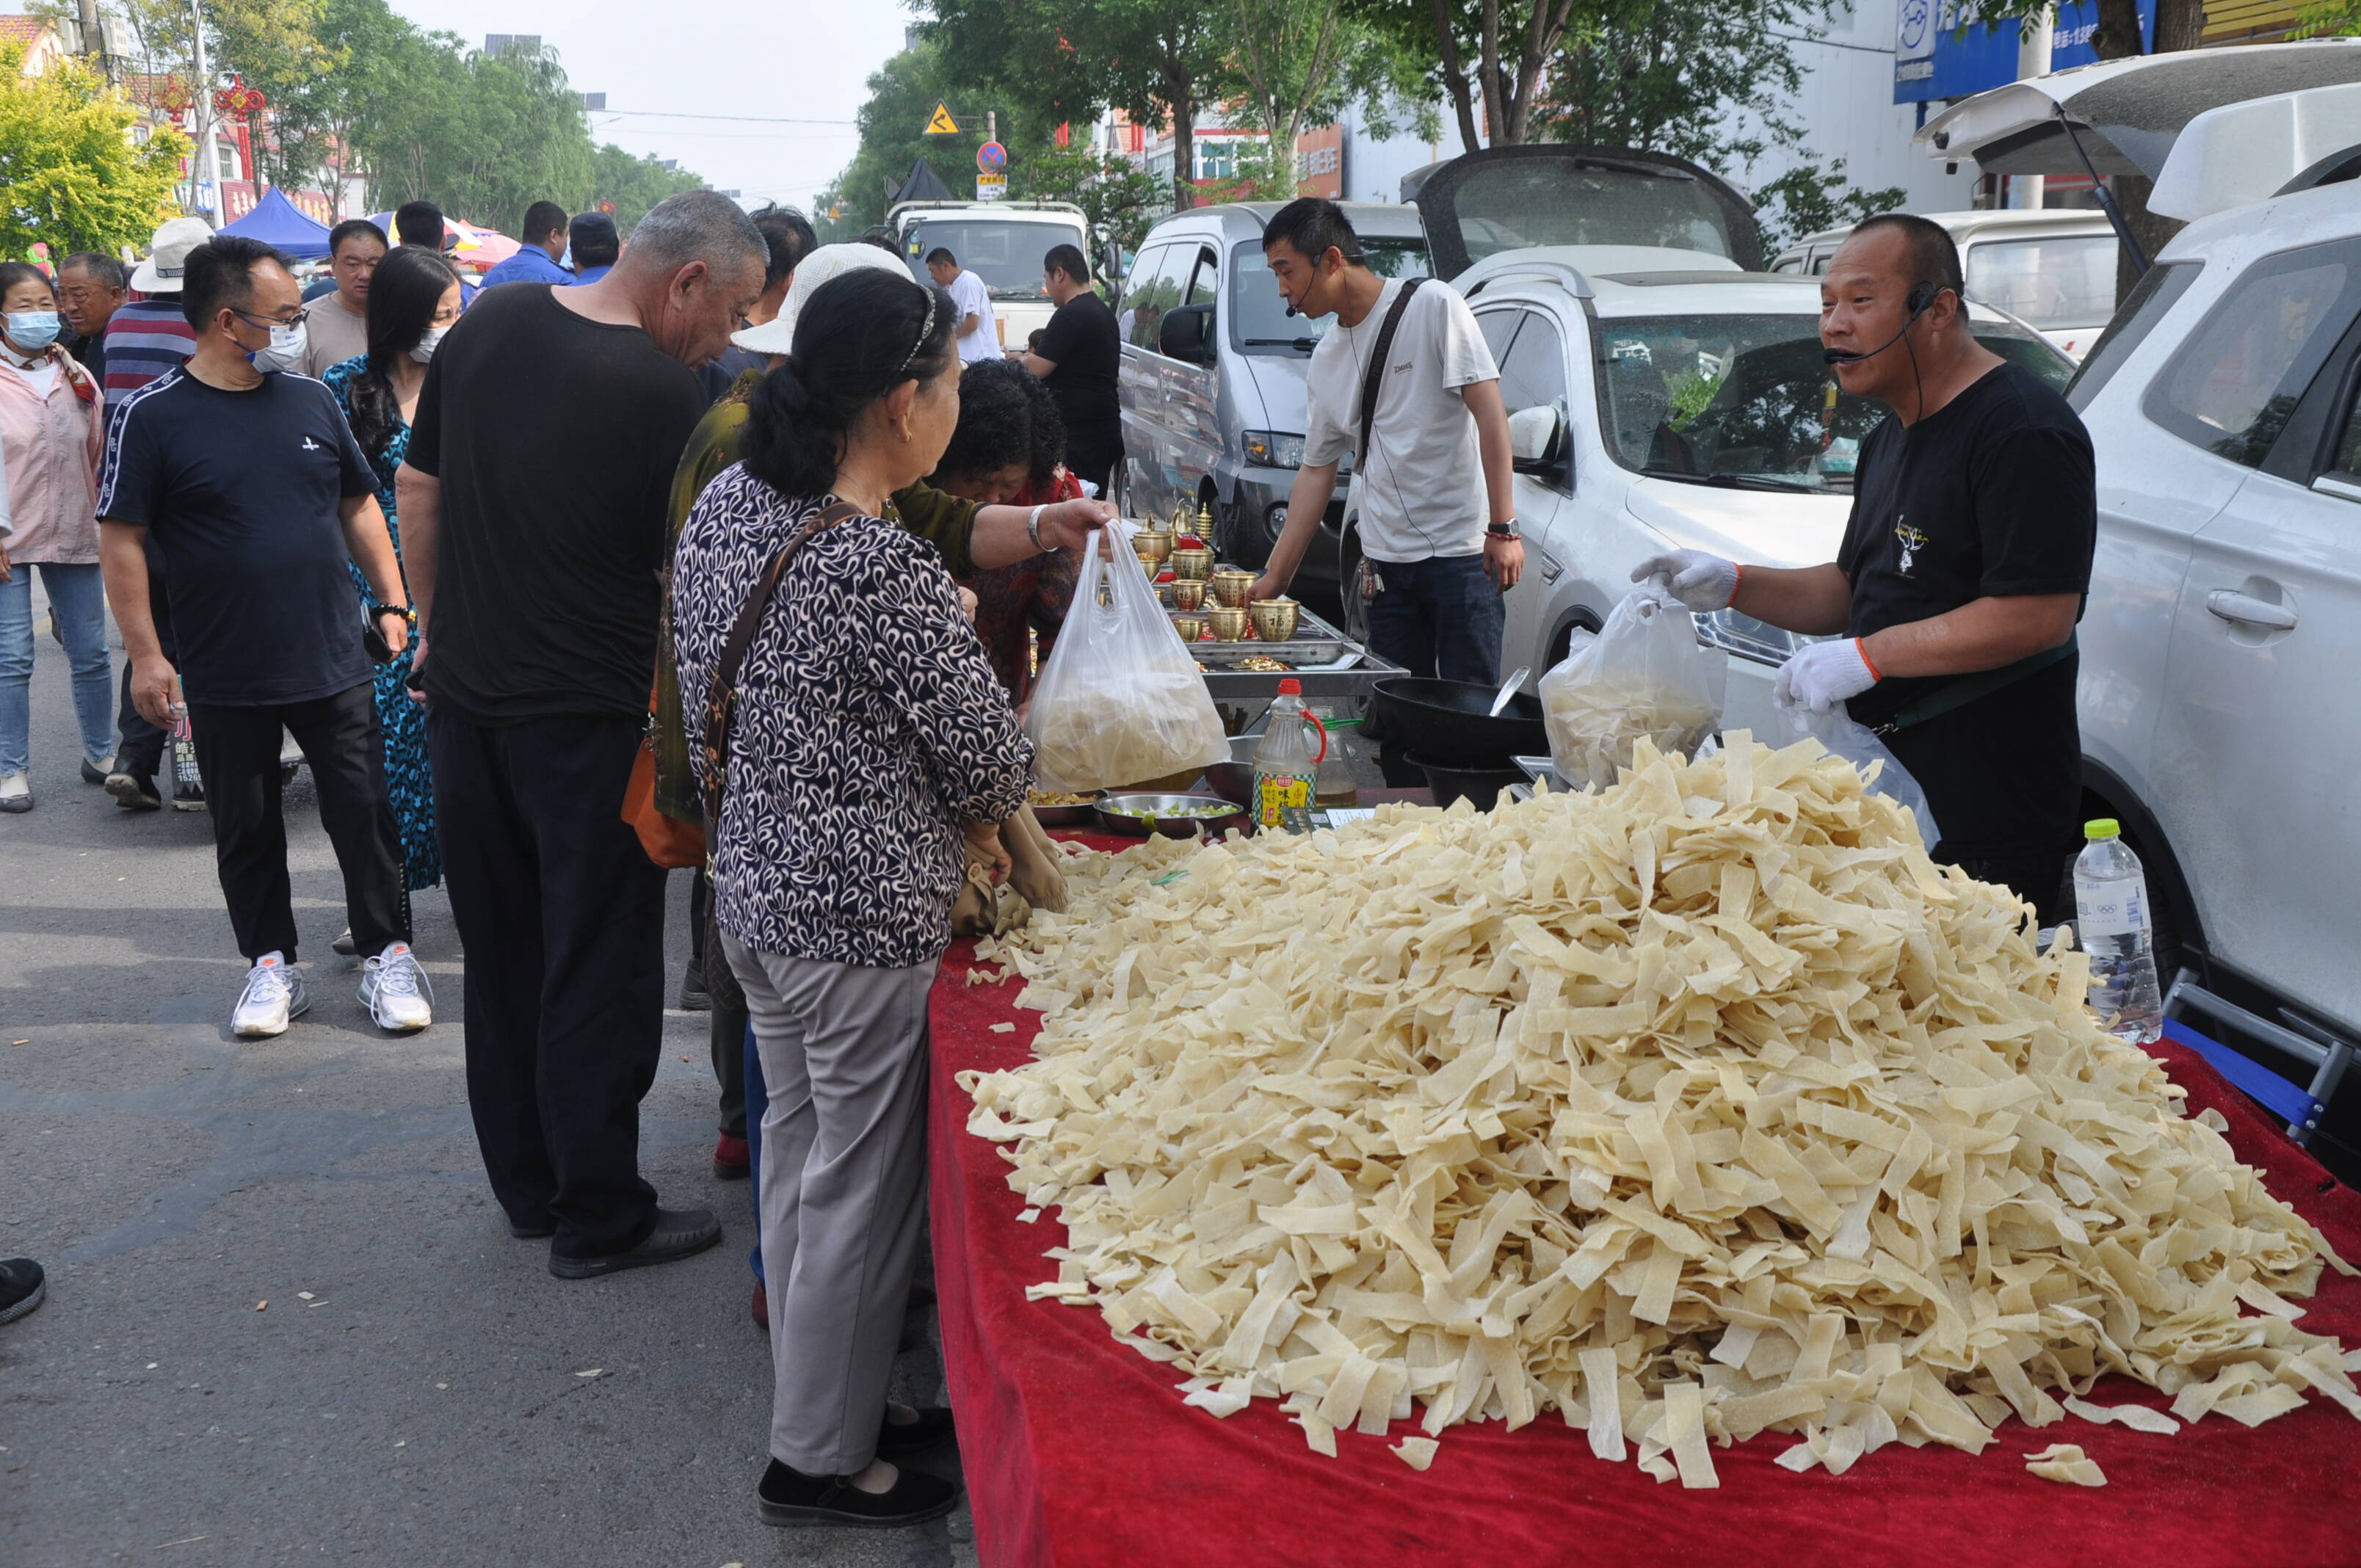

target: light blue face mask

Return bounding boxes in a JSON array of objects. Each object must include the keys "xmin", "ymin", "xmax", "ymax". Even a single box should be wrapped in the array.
[
  {"xmin": 559, "ymin": 244, "xmax": 574, "ymax": 272},
  {"xmin": 6, "ymin": 310, "xmax": 60, "ymax": 353}
]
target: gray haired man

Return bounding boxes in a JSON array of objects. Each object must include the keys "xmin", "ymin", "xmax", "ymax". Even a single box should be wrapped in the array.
[{"xmin": 396, "ymin": 192, "xmax": 766, "ymax": 1277}]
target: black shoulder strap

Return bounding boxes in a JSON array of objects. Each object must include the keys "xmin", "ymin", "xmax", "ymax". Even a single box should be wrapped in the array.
[
  {"xmin": 698, "ymin": 499, "xmax": 863, "ymax": 831},
  {"xmin": 1357, "ymin": 275, "xmax": 1429, "ymax": 462}
]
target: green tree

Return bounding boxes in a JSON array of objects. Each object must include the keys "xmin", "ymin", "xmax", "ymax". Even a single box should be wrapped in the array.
[
  {"xmin": 1347, "ymin": 0, "xmax": 1595, "ymax": 149},
  {"xmin": 1013, "ymin": 142, "xmax": 1167, "ymax": 254},
  {"xmin": 1752, "ymin": 157, "xmax": 1908, "ymax": 255},
  {"xmin": 0, "ymin": 43, "xmax": 186, "ymax": 257},
  {"xmin": 586, "ymin": 143, "xmax": 705, "ymax": 231},
  {"xmin": 1227, "ymin": 0, "xmax": 1432, "ymax": 174}
]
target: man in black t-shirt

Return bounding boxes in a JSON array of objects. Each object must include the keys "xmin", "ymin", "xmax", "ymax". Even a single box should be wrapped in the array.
[
  {"xmin": 399, "ymin": 191, "xmax": 765, "ymax": 1279},
  {"xmin": 1636, "ymin": 214, "xmax": 2095, "ymax": 922},
  {"xmin": 95, "ymin": 235, "xmax": 432, "ymax": 1037},
  {"xmin": 1016, "ymin": 244, "xmax": 1122, "ymax": 495}
]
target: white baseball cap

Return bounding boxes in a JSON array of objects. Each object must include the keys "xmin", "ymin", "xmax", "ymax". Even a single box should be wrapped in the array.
[
  {"xmin": 128, "ymin": 216, "xmax": 217, "ymax": 294},
  {"xmin": 730, "ymin": 242, "xmax": 913, "ymax": 357}
]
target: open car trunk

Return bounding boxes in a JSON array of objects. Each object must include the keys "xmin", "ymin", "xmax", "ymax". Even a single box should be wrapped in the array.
[{"xmin": 1401, "ymin": 145, "xmax": 1763, "ymax": 279}]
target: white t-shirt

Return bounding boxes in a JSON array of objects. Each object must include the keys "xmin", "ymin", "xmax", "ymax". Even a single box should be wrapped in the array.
[
  {"xmin": 6, "ymin": 355, "xmax": 58, "ymax": 397},
  {"xmin": 1302, "ymin": 277, "xmax": 1498, "ymax": 563},
  {"xmin": 947, "ymin": 269, "xmax": 998, "ymax": 363}
]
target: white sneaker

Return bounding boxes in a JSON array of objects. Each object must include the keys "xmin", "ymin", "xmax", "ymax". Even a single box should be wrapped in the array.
[
  {"xmin": 232, "ymin": 954, "xmax": 308, "ymax": 1037},
  {"xmin": 360, "ymin": 943, "xmax": 433, "ymax": 1032},
  {"xmin": 0, "ymin": 772, "xmax": 29, "ymax": 813}
]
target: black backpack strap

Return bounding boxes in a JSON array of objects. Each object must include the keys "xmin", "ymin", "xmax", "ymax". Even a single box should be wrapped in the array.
[
  {"xmin": 1357, "ymin": 275, "xmax": 1429, "ymax": 463},
  {"xmin": 698, "ymin": 498, "xmax": 863, "ymax": 832}
]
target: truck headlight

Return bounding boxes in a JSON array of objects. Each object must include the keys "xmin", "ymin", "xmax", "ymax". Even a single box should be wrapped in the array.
[{"xmin": 1242, "ymin": 430, "xmax": 1306, "ymax": 469}]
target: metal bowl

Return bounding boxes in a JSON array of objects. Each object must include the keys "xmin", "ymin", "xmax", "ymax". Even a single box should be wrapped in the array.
[
  {"xmin": 1202, "ymin": 734, "xmax": 1263, "ymax": 805},
  {"xmin": 1094, "ymin": 792, "xmax": 1250, "ymax": 839},
  {"xmin": 1026, "ymin": 792, "xmax": 1105, "ymax": 828}
]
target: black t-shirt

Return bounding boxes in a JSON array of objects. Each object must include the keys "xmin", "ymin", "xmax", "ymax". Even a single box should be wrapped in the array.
[
  {"xmin": 1037, "ymin": 291, "xmax": 1121, "ymax": 434},
  {"xmin": 1837, "ymin": 361, "xmax": 2095, "ymax": 729},
  {"xmin": 405, "ymin": 284, "xmax": 708, "ymax": 724},
  {"xmin": 97, "ymin": 365, "xmax": 377, "ymax": 706}
]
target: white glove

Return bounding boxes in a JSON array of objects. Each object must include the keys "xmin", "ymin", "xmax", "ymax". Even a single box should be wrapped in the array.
[
  {"xmin": 1631, "ymin": 549, "xmax": 1739, "ymax": 614},
  {"xmin": 1774, "ymin": 638, "xmax": 1880, "ymax": 714}
]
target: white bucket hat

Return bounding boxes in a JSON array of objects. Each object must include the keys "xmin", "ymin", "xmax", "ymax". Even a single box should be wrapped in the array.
[
  {"xmin": 730, "ymin": 242, "xmax": 913, "ymax": 357},
  {"xmin": 129, "ymin": 216, "xmax": 217, "ymax": 294}
]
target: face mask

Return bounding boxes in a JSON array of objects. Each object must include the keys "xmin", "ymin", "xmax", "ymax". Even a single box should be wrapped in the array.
[
  {"xmin": 559, "ymin": 244, "xmax": 574, "ymax": 271},
  {"xmin": 409, "ymin": 325, "xmax": 448, "ymax": 365},
  {"xmin": 6, "ymin": 310, "xmax": 59, "ymax": 353},
  {"xmin": 253, "ymin": 317, "xmax": 307, "ymax": 372}
]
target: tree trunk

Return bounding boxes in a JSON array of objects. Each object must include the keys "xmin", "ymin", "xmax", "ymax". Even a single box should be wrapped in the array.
[
  {"xmin": 1429, "ymin": 0, "xmax": 1482, "ymax": 152},
  {"xmin": 1478, "ymin": 0, "xmax": 1507, "ymax": 148},
  {"xmin": 1169, "ymin": 73, "xmax": 1196, "ymax": 211}
]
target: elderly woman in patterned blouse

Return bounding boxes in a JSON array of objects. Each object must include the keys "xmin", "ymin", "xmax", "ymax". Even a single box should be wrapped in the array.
[{"xmin": 672, "ymin": 266, "xmax": 1036, "ymax": 1531}]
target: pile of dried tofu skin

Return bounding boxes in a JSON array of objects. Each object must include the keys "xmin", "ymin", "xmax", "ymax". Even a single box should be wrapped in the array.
[{"xmin": 961, "ymin": 737, "xmax": 2360, "ymax": 1486}]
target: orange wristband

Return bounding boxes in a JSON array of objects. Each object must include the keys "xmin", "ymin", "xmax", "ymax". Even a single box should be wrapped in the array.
[
  {"xmin": 1728, "ymin": 562, "xmax": 1743, "ymax": 607},
  {"xmin": 1854, "ymin": 636, "xmax": 1883, "ymax": 681}
]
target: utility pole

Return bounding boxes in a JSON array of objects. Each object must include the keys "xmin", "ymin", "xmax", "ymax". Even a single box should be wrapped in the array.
[
  {"xmin": 189, "ymin": 0, "xmax": 224, "ymax": 227},
  {"xmin": 73, "ymin": 0, "xmax": 106, "ymax": 81},
  {"xmin": 2012, "ymin": 9, "xmax": 2053, "ymax": 210}
]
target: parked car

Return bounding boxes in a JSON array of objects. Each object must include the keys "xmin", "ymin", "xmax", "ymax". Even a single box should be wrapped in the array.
[
  {"xmin": 1775, "ymin": 208, "xmax": 2119, "ymax": 360},
  {"xmin": 1111, "ymin": 200, "xmax": 1431, "ymax": 583},
  {"xmin": 888, "ymin": 200, "xmax": 1092, "ymax": 351},
  {"xmin": 1374, "ymin": 247, "xmax": 2071, "ymax": 741},
  {"xmin": 2061, "ymin": 175, "xmax": 2361, "ymax": 1060}
]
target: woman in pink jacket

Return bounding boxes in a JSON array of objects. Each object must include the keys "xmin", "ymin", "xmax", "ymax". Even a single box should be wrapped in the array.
[{"xmin": 0, "ymin": 260, "xmax": 109, "ymax": 813}]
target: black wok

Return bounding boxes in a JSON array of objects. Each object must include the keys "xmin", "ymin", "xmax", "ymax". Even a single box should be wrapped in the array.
[{"xmin": 1371, "ymin": 678, "xmax": 1548, "ymax": 766}]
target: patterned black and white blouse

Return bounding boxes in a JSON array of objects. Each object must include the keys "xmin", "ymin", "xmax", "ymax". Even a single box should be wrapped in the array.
[{"xmin": 672, "ymin": 465, "xmax": 1034, "ymax": 969}]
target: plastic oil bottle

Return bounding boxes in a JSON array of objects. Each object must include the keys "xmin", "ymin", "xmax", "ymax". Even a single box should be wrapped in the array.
[
  {"xmin": 1252, "ymin": 680, "xmax": 1327, "ymax": 830},
  {"xmin": 2072, "ymin": 818, "xmax": 2164, "ymax": 1044}
]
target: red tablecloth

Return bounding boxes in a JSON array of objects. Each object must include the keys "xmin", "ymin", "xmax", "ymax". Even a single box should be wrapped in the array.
[{"xmin": 927, "ymin": 900, "xmax": 2361, "ymax": 1568}]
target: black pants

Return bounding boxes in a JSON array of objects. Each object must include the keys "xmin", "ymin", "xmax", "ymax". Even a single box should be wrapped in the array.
[
  {"xmin": 186, "ymin": 683, "xmax": 407, "ymax": 964},
  {"xmin": 1880, "ymin": 654, "xmax": 2083, "ymax": 927},
  {"xmin": 1065, "ymin": 421, "xmax": 1123, "ymax": 498},
  {"xmin": 115, "ymin": 540, "xmax": 177, "ymax": 780},
  {"xmin": 428, "ymin": 706, "xmax": 666, "ymax": 1258},
  {"xmin": 690, "ymin": 865, "xmax": 749, "ymax": 1139},
  {"xmin": 1365, "ymin": 553, "xmax": 1509, "ymax": 787}
]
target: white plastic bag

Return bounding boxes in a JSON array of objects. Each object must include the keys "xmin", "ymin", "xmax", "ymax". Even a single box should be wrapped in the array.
[
  {"xmin": 1539, "ymin": 587, "xmax": 1728, "ymax": 788},
  {"xmin": 1777, "ymin": 699, "xmax": 1943, "ymax": 849},
  {"xmin": 1024, "ymin": 525, "xmax": 1229, "ymax": 791}
]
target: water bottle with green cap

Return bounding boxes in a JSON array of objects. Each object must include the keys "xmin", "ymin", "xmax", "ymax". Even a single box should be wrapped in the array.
[{"xmin": 2072, "ymin": 818, "xmax": 2163, "ymax": 1043}]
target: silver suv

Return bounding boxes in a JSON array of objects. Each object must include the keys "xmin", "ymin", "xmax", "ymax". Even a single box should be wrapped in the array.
[{"xmin": 1111, "ymin": 201, "xmax": 1431, "ymax": 584}]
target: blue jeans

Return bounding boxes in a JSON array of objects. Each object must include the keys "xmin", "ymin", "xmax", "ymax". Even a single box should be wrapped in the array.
[
  {"xmin": 0, "ymin": 561, "xmax": 113, "ymax": 777},
  {"xmin": 744, "ymin": 1020, "xmax": 766, "ymax": 1282},
  {"xmin": 1366, "ymin": 553, "xmax": 1506, "ymax": 786}
]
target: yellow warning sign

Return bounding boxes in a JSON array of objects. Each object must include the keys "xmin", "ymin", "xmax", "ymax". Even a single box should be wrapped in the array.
[{"xmin": 924, "ymin": 101, "xmax": 960, "ymax": 136}]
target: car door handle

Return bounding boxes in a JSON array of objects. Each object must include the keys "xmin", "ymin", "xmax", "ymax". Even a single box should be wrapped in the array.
[
  {"xmin": 1537, "ymin": 549, "xmax": 1564, "ymax": 584},
  {"xmin": 2205, "ymin": 589, "xmax": 2297, "ymax": 631}
]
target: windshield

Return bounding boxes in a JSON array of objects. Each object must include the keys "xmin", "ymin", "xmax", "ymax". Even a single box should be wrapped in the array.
[
  {"xmin": 903, "ymin": 218, "xmax": 1085, "ymax": 301},
  {"xmin": 1452, "ymin": 164, "xmax": 1741, "ymax": 265},
  {"xmin": 1595, "ymin": 313, "xmax": 2072, "ymax": 493},
  {"xmin": 1230, "ymin": 238, "xmax": 1432, "ymax": 355},
  {"xmin": 1966, "ymin": 235, "xmax": 2117, "ymax": 330}
]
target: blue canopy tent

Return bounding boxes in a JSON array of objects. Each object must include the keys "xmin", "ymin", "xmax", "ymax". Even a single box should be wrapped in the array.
[{"xmin": 220, "ymin": 186, "xmax": 333, "ymax": 259}]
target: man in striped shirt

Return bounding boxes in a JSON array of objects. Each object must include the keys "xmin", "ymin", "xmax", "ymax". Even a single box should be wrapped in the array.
[{"xmin": 98, "ymin": 217, "xmax": 209, "ymax": 810}]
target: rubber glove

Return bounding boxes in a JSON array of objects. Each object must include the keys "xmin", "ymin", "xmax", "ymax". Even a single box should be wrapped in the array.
[
  {"xmin": 1774, "ymin": 638, "xmax": 1880, "ymax": 714},
  {"xmin": 1630, "ymin": 548, "xmax": 1739, "ymax": 614}
]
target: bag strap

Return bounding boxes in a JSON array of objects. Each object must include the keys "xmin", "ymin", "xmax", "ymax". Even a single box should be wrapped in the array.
[
  {"xmin": 1357, "ymin": 275, "xmax": 1429, "ymax": 463},
  {"xmin": 699, "ymin": 499, "xmax": 863, "ymax": 830},
  {"xmin": 1876, "ymin": 631, "xmax": 2078, "ymax": 735}
]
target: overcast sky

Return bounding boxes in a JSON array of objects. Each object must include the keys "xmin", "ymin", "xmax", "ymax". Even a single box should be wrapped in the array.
[{"xmin": 385, "ymin": 0, "xmax": 907, "ymax": 213}]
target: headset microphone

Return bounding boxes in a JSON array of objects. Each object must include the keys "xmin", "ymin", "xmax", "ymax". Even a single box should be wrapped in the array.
[
  {"xmin": 1822, "ymin": 283, "xmax": 1940, "ymax": 366},
  {"xmin": 1285, "ymin": 300, "xmax": 1299, "ymax": 318}
]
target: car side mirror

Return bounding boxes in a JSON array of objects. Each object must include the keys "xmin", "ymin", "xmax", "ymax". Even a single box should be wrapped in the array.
[
  {"xmin": 1158, "ymin": 302, "xmax": 1216, "ymax": 363},
  {"xmin": 1509, "ymin": 403, "xmax": 1567, "ymax": 473}
]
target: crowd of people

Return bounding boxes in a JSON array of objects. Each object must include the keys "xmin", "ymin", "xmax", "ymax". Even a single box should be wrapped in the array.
[{"xmin": 0, "ymin": 185, "xmax": 2094, "ymax": 1533}]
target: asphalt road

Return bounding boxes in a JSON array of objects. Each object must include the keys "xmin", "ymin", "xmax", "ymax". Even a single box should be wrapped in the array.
[{"xmin": 0, "ymin": 596, "xmax": 977, "ymax": 1567}]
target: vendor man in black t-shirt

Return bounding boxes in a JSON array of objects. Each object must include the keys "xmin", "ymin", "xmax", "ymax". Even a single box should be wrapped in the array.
[
  {"xmin": 96, "ymin": 234, "xmax": 432, "ymax": 1039},
  {"xmin": 1015, "ymin": 244, "xmax": 1122, "ymax": 496},
  {"xmin": 1636, "ymin": 213, "xmax": 2095, "ymax": 921}
]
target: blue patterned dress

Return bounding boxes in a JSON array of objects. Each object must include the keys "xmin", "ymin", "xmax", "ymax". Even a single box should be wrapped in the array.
[{"xmin": 323, "ymin": 355, "xmax": 440, "ymax": 890}]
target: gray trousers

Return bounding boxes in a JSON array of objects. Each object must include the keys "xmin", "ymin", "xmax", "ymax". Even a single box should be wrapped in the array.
[{"xmin": 722, "ymin": 933, "xmax": 934, "ymax": 1476}]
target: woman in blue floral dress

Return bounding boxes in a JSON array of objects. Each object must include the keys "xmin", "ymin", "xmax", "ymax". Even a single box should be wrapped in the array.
[{"xmin": 322, "ymin": 245, "xmax": 463, "ymax": 900}]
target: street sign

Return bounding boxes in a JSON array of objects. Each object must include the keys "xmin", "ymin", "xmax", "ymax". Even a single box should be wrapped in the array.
[
  {"xmin": 977, "ymin": 139, "xmax": 1007, "ymax": 174},
  {"xmin": 976, "ymin": 174, "xmax": 1007, "ymax": 202},
  {"xmin": 924, "ymin": 101, "xmax": 960, "ymax": 136}
]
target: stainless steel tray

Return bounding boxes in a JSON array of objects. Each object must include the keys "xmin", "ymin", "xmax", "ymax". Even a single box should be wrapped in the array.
[{"xmin": 1176, "ymin": 604, "xmax": 1353, "ymax": 668}]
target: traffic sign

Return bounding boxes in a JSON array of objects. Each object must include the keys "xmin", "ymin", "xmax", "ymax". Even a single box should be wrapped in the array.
[
  {"xmin": 976, "ymin": 174, "xmax": 1007, "ymax": 202},
  {"xmin": 977, "ymin": 140, "xmax": 1007, "ymax": 174},
  {"xmin": 924, "ymin": 101, "xmax": 960, "ymax": 136}
]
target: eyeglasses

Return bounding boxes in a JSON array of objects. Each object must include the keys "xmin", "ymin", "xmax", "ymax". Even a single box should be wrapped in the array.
[{"xmin": 232, "ymin": 307, "xmax": 308, "ymax": 330}]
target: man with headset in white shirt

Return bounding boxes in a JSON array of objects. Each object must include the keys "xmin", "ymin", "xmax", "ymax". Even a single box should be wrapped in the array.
[{"xmin": 1249, "ymin": 198, "xmax": 1521, "ymax": 775}]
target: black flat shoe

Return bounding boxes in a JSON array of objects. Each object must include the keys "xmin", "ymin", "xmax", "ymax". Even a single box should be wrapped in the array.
[
  {"xmin": 507, "ymin": 1216, "xmax": 556, "ymax": 1240},
  {"xmin": 877, "ymin": 1406, "xmax": 955, "ymax": 1456},
  {"xmin": 757, "ymin": 1459, "xmax": 958, "ymax": 1529},
  {"xmin": 547, "ymin": 1207, "xmax": 719, "ymax": 1279}
]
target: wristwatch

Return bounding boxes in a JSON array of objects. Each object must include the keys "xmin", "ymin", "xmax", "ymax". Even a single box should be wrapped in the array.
[{"xmin": 1485, "ymin": 520, "xmax": 1521, "ymax": 541}]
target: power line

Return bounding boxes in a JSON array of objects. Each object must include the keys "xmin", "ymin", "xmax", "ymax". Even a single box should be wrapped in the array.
[
  {"xmin": 593, "ymin": 107, "xmax": 857, "ymax": 126},
  {"xmin": 1765, "ymin": 29, "xmax": 1894, "ymax": 54}
]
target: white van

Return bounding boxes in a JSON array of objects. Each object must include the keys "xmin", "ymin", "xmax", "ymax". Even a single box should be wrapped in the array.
[
  {"xmin": 1774, "ymin": 208, "xmax": 2119, "ymax": 359},
  {"xmin": 888, "ymin": 200, "xmax": 1092, "ymax": 350}
]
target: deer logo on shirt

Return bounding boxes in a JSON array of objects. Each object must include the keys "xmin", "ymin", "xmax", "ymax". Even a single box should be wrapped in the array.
[{"xmin": 1894, "ymin": 518, "xmax": 1929, "ymax": 576}]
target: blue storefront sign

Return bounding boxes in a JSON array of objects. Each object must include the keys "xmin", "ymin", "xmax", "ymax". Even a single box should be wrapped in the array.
[{"xmin": 1894, "ymin": 0, "xmax": 2156, "ymax": 104}]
